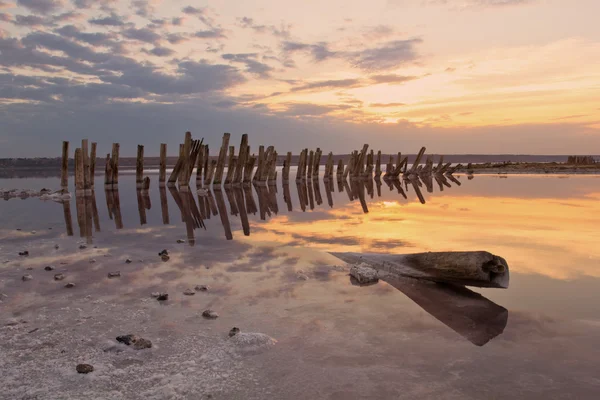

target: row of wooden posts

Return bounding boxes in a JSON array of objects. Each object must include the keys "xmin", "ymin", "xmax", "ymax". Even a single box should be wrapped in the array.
[{"xmin": 60, "ymin": 133, "xmax": 461, "ymax": 195}]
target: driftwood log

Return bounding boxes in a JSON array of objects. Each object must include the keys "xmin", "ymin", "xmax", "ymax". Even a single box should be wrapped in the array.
[{"xmin": 331, "ymin": 251, "xmax": 509, "ymax": 288}]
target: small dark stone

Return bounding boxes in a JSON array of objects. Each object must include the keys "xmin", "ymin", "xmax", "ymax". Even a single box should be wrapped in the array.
[
  {"xmin": 202, "ymin": 310, "xmax": 219, "ymax": 319},
  {"xmin": 65, "ymin": 282, "xmax": 75, "ymax": 288},
  {"xmin": 22, "ymin": 274, "xmax": 33, "ymax": 281},
  {"xmin": 107, "ymin": 271, "xmax": 121, "ymax": 278},
  {"xmin": 54, "ymin": 273, "xmax": 65, "ymax": 281},
  {"xmin": 195, "ymin": 285, "xmax": 209, "ymax": 292},
  {"xmin": 160, "ymin": 254, "xmax": 170, "ymax": 262},
  {"xmin": 44, "ymin": 265, "xmax": 55, "ymax": 271},
  {"xmin": 158, "ymin": 249, "xmax": 169, "ymax": 256},
  {"xmin": 116, "ymin": 334, "xmax": 139, "ymax": 345},
  {"xmin": 133, "ymin": 338, "xmax": 152, "ymax": 350},
  {"xmin": 229, "ymin": 327, "xmax": 240, "ymax": 337},
  {"xmin": 176, "ymin": 239, "xmax": 185, "ymax": 244},
  {"xmin": 125, "ymin": 259, "xmax": 132, "ymax": 264},
  {"xmin": 183, "ymin": 289, "xmax": 195, "ymax": 296},
  {"xmin": 54, "ymin": 245, "xmax": 59, "ymax": 249},
  {"xmin": 79, "ymin": 245, "xmax": 87, "ymax": 250},
  {"xmin": 157, "ymin": 293, "xmax": 168, "ymax": 301},
  {"xmin": 19, "ymin": 251, "xmax": 29, "ymax": 256},
  {"xmin": 76, "ymin": 364, "xmax": 94, "ymax": 374}
]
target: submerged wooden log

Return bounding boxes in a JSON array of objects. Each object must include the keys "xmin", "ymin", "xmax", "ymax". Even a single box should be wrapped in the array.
[{"xmin": 330, "ymin": 251, "xmax": 509, "ymax": 288}]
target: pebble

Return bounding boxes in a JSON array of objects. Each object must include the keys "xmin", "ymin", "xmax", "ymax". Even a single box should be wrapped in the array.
[
  {"xmin": 297, "ymin": 273, "xmax": 309, "ymax": 280},
  {"xmin": 229, "ymin": 332, "xmax": 277, "ymax": 354},
  {"xmin": 176, "ymin": 239, "xmax": 185, "ymax": 244},
  {"xmin": 79, "ymin": 245, "xmax": 87, "ymax": 249},
  {"xmin": 18, "ymin": 251, "xmax": 29, "ymax": 256},
  {"xmin": 54, "ymin": 273, "xmax": 65, "ymax": 281},
  {"xmin": 116, "ymin": 334, "xmax": 139, "ymax": 345},
  {"xmin": 22, "ymin": 274, "xmax": 33, "ymax": 281},
  {"xmin": 151, "ymin": 292, "xmax": 161, "ymax": 298},
  {"xmin": 183, "ymin": 289, "xmax": 195, "ymax": 296},
  {"xmin": 116, "ymin": 334, "xmax": 152, "ymax": 350},
  {"xmin": 229, "ymin": 327, "xmax": 240, "ymax": 337},
  {"xmin": 133, "ymin": 338, "xmax": 152, "ymax": 350},
  {"xmin": 65, "ymin": 282, "xmax": 75, "ymax": 288},
  {"xmin": 158, "ymin": 249, "xmax": 169, "ymax": 256},
  {"xmin": 125, "ymin": 259, "xmax": 132, "ymax": 264},
  {"xmin": 202, "ymin": 310, "xmax": 219, "ymax": 319},
  {"xmin": 76, "ymin": 364, "xmax": 94, "ymax": 374},
  {"xmin": 160, "ymin": 254, "xmax": 170, "ymax": 262},
  {"xmin": 107, "ymin": 271, "xmax": 121, "ymax": 278},
  {"xmin": 157, "ymin": 293, "xmax": 169, "ymax": 301},
  {"xmin": 31, "ymin": 230, "xmax": 36, "ymax": 234},
  {"xmin": 54, "ymin": 245, "xmax": 59, "ymax": 249},
  {"xmin": 349, "ymin": 264, "xmax": 379, "ymax": 285},
  {"xmin": 44, "ymin": 265, "xmax": 55, "ymax": 271},
  {"xmin": 195, "ymin": 285, "xmax": 209, "ymax": 292},
  {"xmin": 89, "ymin": 259, "xmax": 96, "ymax": 263}
]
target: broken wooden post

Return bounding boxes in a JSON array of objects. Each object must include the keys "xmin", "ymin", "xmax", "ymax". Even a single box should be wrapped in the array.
[
  {"xmin": 296, "ymin": 149, "xmax": 306, "ymax": 182},
  {"xmin": 74, "ymin": 148, "xmax": 84, "ymax": 195},
  {"xmin": 313, "ymin": 148, "xmax": 322, "ymax": 179},
  {"xmin": 195, "ymin": 144, "xmax": 205, "ymax": 185},
  {"xmin": 343, "ymin": 152, "xmax": 354, "ymax": 179},
  {"xmin": 214, "ymin": 133, "xmax": 231, "ymax": 185},
  {"xmin": 89, "ymin": 142, "xmax": 97, "ymax": 188},
  {"xmin": 375, "ymin": 151, "xmax": 382, "ymax": 178},
  {"xmin": 159, "ymin": 143, "xmax": 167, "ymax": 187},
  {"xmin": 353, "ymin": 145, "xmax": 369, "ymax": 178},
  {"xmin": 179, "ymin": 132, "xmax": 192, "ymax": 188},
  {"xmin": 110, "ymin": 143, "xmax": 120, "ymax": 188},
  {"xmin": 410, "ymin": 147, "xmax": 426, "ymax": 175},
  {"xmin": 205, "ymin": 160, "xmax": 217, "ymax": 186},
  {"xmin": 331, "ymin": 251, "xmax": 509, "ymax": 289},
  {"xmin": 186, "ymin": 139, "xmax": 202, "ymax": 181},
  {"xmin": 224, "ymin": 145, "xmax": 236, "ymax": 185},
  {"xmin": 337, "ymin": 159, "xmax": 344, "ymax": 179},
  {"xmin": 268, "ymin": 150, "xmax": 278, "ymax": 182},
  {"xmin": 136, "ymin": 145, "xmax": 144, "ymax": 189},
  {"xmin": 254, "ymin": 145, "xmax": 265, "ymax": 182},
  {"xmin": 283, "ymin": 152, "xmax": 292, "ymax": 183},
  {"xmin": 61, "ymin": 141, "xmax": 69, "ymax": 191},
  {"xmin": 307, "ymin": 150, "xmax": 314, "ymax": 180},
  {"xmin": 259, "ymin": 146, "xmax": 274, "ymax": 182},
  {"xmin": 243, "ymin": 154, "xmax": 255, "ymax": 184},
  {"xmin": 435, "ymin": 155, "xmax": 444, "ymax": 173},
  {"xmin": 324, "ymin": 152, "xmax": 333, "ymax": 181},
  {"xmin": 233, "ymin": 135, "xmax": 248, "ymax": 184},
  {"xmin": 168, "ymin": 144, "xmax": 184, "ymax": 186},
  {"xmin": 81, "ymin": 139, "xmax": 90, "ymax": 194},
  {"xmin": 104, "ymin": 154, "xmax": 112, "ymax": 188}
]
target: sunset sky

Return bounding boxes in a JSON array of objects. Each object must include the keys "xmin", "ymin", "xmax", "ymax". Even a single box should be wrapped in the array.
[{"xmin": 1, "ymin": 0, "xmax": 599, "ymax": 156}]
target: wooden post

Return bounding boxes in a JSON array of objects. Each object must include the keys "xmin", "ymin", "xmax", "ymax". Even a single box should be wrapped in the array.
[
  {"xmin": 337, "ymin": 159, "xmax": 344, "ymax": 178},
  {"xmin": 410, "ymin": 147, "xmax": 426, "ymax": 174},
  {"xmin": 268, "ymin": 150, "xmax": 278, "ymax": 182},
  {"xmin": 214, "ymin": 133, "xmax": 231, "ymax": 184},
  {"xmin": 168, "ymin": 144, "xmax": 185, "ymax": 185},
  {"xmin": 159, "ymin": 143, "xmax": 167, "ymax": 186},
  {"xmin": 75, "ymin": 148, "xmax": 84, "ymax": 194},
  {"xmin": 343, "ymin": 152, "xmax": 353, "ymax": 179},
  {"xmin": 61, "ymin": 141, "xmax": 69, "ymax": 190},
  {"xmin": 195, "ymin": 144, "xmax": 204, "ymax": 184},
  {"xmin": 244, "ymin": 154, "xmax": 255, "ymax": 184},
  {"xmin": 90, "ymin": 142, "xmax": 97, "ymax": 188},
  {"xmin": 313, "ymin": 148, "xmax": 322, "ymax": 179},
  {"xmin": 81, "ymin": 139, "xmax": 90, "ymax": 193},
  {"xmin": 104, "ymin": 154, "xmax": 111, "ymax": 187},
  {"xmin": 110, "ymin": 143, "xmax": 120, "ymax": 187},
  {"xmin": 179, "ymin": 132, "xmax": 192, "ymax": 187},
  {"xmin": 375, "ymin": 151, "xmax": 382, "ymax": 178},
  {"xmin": 307, "ymin": 150, "xmax": 314, "ymax": 180},
  {"xmin": 259, "ymin": 146, "xmax": 274, "ymax": 182},
  {"xmin": 435, "ymin": 155, "xmax": 444, "ymax": 173},
  {"xmin": 186, "ymin": 139, "xmax": 202, "ymax": 179},
  {"xmin": 283, "ymin": 152, "xmax": 292, "ymax": 183},
  {"xmin": 254, "ymin": 145, "xmax": 265, "ymax": 181},
  {"xmin": 205, "ymin": 160, "xmax": 217, "ymax": 186},
  {"xmin": 233, "ymin": 135, "xmax": 248, "ymax": 184},
  {"xmin": 353, "ymin": 145, "xmax": 369, "ymax": 178},
  {"xmin": 324, "ymin": 152, "xmax": 333, "ymax": 181},
  {"xmin": 136, "ymin": 145, "xmax": 144, "ymax": 188},
  {"xmin": 224, "ymin": 146, "xmax": 236, "ymax": 185}
]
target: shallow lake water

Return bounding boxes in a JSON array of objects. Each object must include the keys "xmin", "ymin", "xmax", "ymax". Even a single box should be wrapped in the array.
[{"xmin": 1, "ymin": 171, "xmax": 599, "ymax": 399}]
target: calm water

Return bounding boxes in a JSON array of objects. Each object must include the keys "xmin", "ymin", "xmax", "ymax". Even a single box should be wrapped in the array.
[{"xmin": 1, "ymin": 172, "xmax": 599, "ymax": 399}]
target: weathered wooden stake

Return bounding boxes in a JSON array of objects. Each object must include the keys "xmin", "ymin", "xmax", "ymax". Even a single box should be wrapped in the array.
[
  {"xmin": 214, "ymin": 133, "xmax": 231, "ymax": 184},
  {"xmin": 168, "ymin": 144, "xmax": 185, "ymax": 186},
  {"xmin": 375, "ymin": 151, "xmax": 382, "ymax": 178},
  {"xmin": 90, "ymin": 142, "xmax": 97, "ymax": 188},
  {"xmin": 410, "ymin": 147, "xmax": 426, "ymax": 174},
  {"xmin": 233, "ymin": 135, "xmax": 248, "ymax": 184},
  {"xmin": 110, "ymin": 143, "xmax": 120, "ymax": 187},
  {"xmin": 75, "ymin": 148, "xmax": 84, "ymax": 194},
  {"xmin": 307, "ymin": 150, "xmax": 314, "ymax": 180},
  {"xmin": 224, "ymin": 146, "xmax": 236, "ymax": 185},
  {"xmin": 268, "ymin": 151, "xmax": 278, "ymax": 182},
  {"xmin": 244, "ymin": 154, "xmax": 255, "ymax": 184},
  {"xmin": 61, "ymin": 141, "xmax": 69, "ymax": 190},
  {"xmin": 104, "ymin": 154, "xmax": 112, "ymax": 187},
  {"xmin": 159, "ymin": 143, "xmax": 167, "ymax": 186},
  {"xmin": 136, "ymin": 145, "xmax": 144, "ymax": 188},
  {"xmin": 82, "ymin": 139, "xmax": 90, "ymax": 193},
  {"xmin": 179, "ymin": 132, "xmax": 192, "ymax": 187},
  {"xmin": 283, "ymin": 152, "xmax": 292, "ymax": 183},
  {"xmin": 313, "ymin": 148, "xmax": 322, "ymax": 178},
  {"xmin": 337, "ymin": 159, "xmax": 344, "ymax": 178}
]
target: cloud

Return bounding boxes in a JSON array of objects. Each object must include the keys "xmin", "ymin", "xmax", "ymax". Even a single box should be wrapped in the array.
[
  {"xmin": 21, "ymin": 32, "xmax": 110, "ymax": 63},
  {"xmin": 350, "ymin": 39, "xmax": 421, "ymax": 71},
  {"xmin": 238, "ymin": 17, "xmax": 291, "ymax": 39},
  {"xmin": 369, "ymin": 74, "xmax": 421, "ymax": 84},
  {"xmin": 282, "ymin": 41, "xmax": 337, "ymax": 62},
  {"xmin": 88, "ymin": 13, "xmax": 126, "ymax": 26},
  {"xmin": 182, "ymin": 5, "xmax": 204, "ymax": 15},
  {"xmin": 222, "ymin": 53, "xmax": 273, "ymax": 78},
  {"xmin": 181, "ymin": 5, "xmax": 216, "ymax": 28},
  {"xmin": 166, "ymin": 33, "xmax": 189, "ymax": 44},
  {"xmin": 422, "ymin": 0, "xmax": 536, "ymax": 10},
  {"xmin": 72, "ymin": 0, "xmax": 116, "ymax": 8},
  {"xmin": 55, "ymin": 24, "xmax": 116, "ymax": 46},
  {"xmin": 290, "ymin": 78, "xmax": 362, "ymax": 92},
  {"xmin": 193, "ymin": 28, "xmax": 226, "ymax": 39},
  {"xmin": 17, "ymin": 0, "xmax": 63, "ymax": 14},
  {"xmin": 362, "ymin": 25, "xmax": 395, "ymax": 40},
  {"xmin": 131, "ymin": 0, "xmax": 158, "ymax": 18},
  {"xmin": 122, "ymin": 26, "xmax": 161, "ymax": 43},
  {"xmin": 369, "ymin": 102, "xmax": 406, "ymax": 107},
  {"xmin": 143, "ymin": 46, "xmax": 175, "ymax": 57},
  {"xmin": 275, "ymin": 102, "xmax": 353, "ymax": 117}
]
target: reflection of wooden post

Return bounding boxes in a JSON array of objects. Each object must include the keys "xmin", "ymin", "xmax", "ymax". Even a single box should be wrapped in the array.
[
  {"xmin": 75, "ymin": 193, "xmax": 84, "ymax": 237},
  {"xmin": 283, "ymin": 183, "xmax": 293, "ymax": 212},
  {"xmin": 84, "ymin": 194, "xmax": 93, "ymax": 243},
  {"xmin": 283, "ymin": 152, "xmax": 292, "ymax": 183},
  {"xmin": 307, "ymin": 177, "xmax": 315, "ymax": 210},
  {"xmin": 214, "ymin": 133, "xmax": 231, "ymax": 185},
  {"xmin": 179, "ymin": 189, "xmax": 196, "ymax": 246},
  {"xmin": 350, "ymin": 180, "xmax": 368, "ymax": 213},
  {"xmin": 375, "ymin": 151, "xmax": 382, "ymax": 178},
  {"xmin": 410, "ymin": 177, "xmax": 426, "ymax": 204},
  {"xmin": 324, "ymin": 180, "xmax": 334, "ymax": 208},
  {"xmin": 63, "ymin": 200, "xmax": 73, "ymax": 236},
  {"xmin": 313, "ymin": 179, "xmax": 322, "ymax": 206},
  {"xmin": 91, "ymin": 190, "xmax": 100, "ymax": 232},
  {"xmin": 136, "ymin": 145, "xmax": 144, "ymax": 188},
  {"xmin": 112, "ymin": 189, "xmax": 123, "ymax": 229},
  {"xmin": 159, "ymin": 187, "xmax": 170, "ymax": 224},
  {"xmin": 159, "ymin": 143, "xmax": 167, "ymax": 186},
  {"xmin": 90, "ymin": 142, "xmax": 97, "ymax": 188},
  {"xmin": 104, "ymin": 154, "xmax": 112, "ymax": 187},
  {"xmin": 336, "ymin": 159, "xmax": 344, "ymax": 179},
  {"xmin": 243, "ymin": 184, "xmax": 257, "ymax": 215},
  {"xmin": 195, "ymin": 144, "xmax": 204, "ymax": 185},
  {"xmin": 136, "ymin": 190, "xmax": 147, "ymax": 225},
  {"xmin": 61, "ymin": 141, "xmax": 69, "ymax": 190},
  {"xmin": 233, "ymin": 187, "xmax": 250, "ymax": 236},
  {"xmin": 224, "ymin": 187, "xmax": 238, "ymax": 215},
  {"xmin": 255, "ymin": 185, "xmax": 271, "ymax": 220},
  {"xmin": 267, "ymin": 184, "xmax": 279, "ymax": 214},
  {"xmin": 214, "ymin": 189, "xmax": 233, "ymax": 240},
  {"xmin": 296, "ymin": 181, "xmax": 307, "ymax": 212},
  {"xmin": 111, "ymin": 143, "xmax": 120, "ymax": 187},
  {"xmin": 75, "ymin": 148, "xmax": 84, "ymax": 194}
]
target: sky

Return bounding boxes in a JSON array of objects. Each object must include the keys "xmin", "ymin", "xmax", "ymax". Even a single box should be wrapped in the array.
[{"xmin": 1, "ymin": 0, "xmax": 599, "ymax": 157}]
